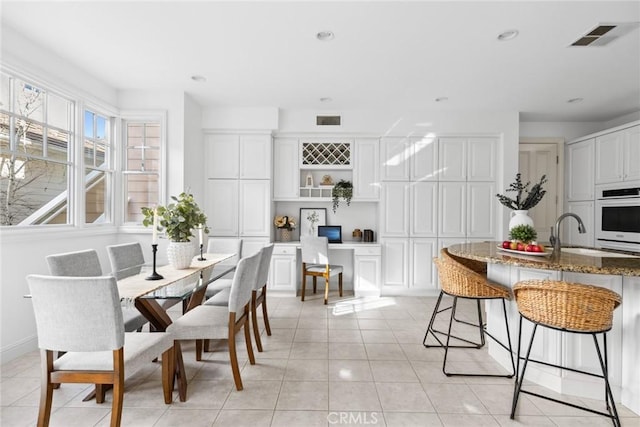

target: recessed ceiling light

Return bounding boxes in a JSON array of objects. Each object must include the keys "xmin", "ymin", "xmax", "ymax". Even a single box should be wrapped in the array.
[
  {"xmin": 316, "ymin": 31, "xmax": 334, "ymax": 41},
  {"xmin": 497, "ymin": 29, "xmax": 519, "ymax": 41},
  {"xmin": 320, "ymin": 97, "xmax": 333, "ymax": 103},
  {"xmin": 191, "ymin": 75, "xmax": 207, "ymax": 83},
  {"xmin": 567, "ymin": 97, "xmax": 584, "ymax": 103},
  {"xmin": 435, "ymin": 97, "xmax": 449, "ymax": 102}
]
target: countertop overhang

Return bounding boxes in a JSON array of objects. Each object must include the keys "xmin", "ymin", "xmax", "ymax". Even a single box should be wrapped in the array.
[{"xmin": 447, "ymin": 241, "xmax": 640, "ymax": 277}]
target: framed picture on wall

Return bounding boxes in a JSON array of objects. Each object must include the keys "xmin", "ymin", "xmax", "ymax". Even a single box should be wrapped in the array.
[{"xmin": 299, "ymin": 208, "xmax": 327, "ymax": 237}]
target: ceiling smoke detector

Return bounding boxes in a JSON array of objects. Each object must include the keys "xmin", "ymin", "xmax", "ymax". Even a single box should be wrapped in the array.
[{"xmin": 570, "ymin": 23, "xmax": 640, "ymax": 47}]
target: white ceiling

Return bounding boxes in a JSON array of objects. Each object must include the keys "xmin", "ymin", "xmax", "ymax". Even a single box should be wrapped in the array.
[{"xmin": 2, "ymin": 1, "xmax": 639, "ymax": 122}]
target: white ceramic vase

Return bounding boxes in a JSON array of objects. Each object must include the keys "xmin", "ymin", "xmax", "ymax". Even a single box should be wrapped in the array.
[
  {"xmin": 167, "ymin": 241, "xmax": 195, "ymax": 269},
  {"xmin": 509, "ymin": 210, "xmax": 534, "ymax": 230}
]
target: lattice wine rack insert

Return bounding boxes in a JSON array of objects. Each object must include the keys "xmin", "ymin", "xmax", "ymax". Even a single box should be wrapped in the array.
[{"xmin": 301, "ymin": 142, "xmax": 351, "ymax": 166}]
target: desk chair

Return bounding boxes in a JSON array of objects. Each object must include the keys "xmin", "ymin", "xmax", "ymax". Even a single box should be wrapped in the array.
[
  {"xmin": 205, "ymin": 244, "xmax": 274, "ymax": 352},
  {"xmin": 300, "ymin": 236, "xmax": 343, "ymax": 305},
  {"xmin": 424, "ymin": 248, "xmax": 515, "ymax": 378},
  {"xmin": 27, "ymin": 275, "xmax": 174, "ymax": 427},
  {"xmin": 167, "ymin": 250, "xmax": 260, "ymax": 397},
  {"xmin": 511, "ymin": 280, "xmax": 621, "ymax": 425},
  {"xmin": 46, "ymin": 249, "xmax": 148, "ymax": 333}
]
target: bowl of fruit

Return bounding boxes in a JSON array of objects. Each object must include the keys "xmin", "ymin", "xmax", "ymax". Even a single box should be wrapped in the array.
[{"xmin": 498, "ymin": 225, "xmax": 551, "ymax": 256}]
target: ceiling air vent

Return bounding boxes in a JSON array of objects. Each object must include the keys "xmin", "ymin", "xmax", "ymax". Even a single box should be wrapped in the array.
[
  {"xmin": 570, "ymin": 23, "xmax": 639, "ymax": 47},
  {"xmin": 316, "ymin": 115, "xmax": 341, "ymax": 126}
]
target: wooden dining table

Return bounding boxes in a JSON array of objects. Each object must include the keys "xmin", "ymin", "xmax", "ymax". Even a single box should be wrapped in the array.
[{"xmin": 117, "ymin": 253, "xmax": 236, "ymax": 401}]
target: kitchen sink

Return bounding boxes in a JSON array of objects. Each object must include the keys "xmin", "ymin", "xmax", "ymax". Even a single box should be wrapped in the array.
[{"xmin": 561, "ymin": 247, "xmax": 639, "ymax": 258}]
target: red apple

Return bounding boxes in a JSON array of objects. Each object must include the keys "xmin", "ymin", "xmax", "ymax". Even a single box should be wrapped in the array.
[
  {"xmin": 502, "ymin": 240, "xmax": 511, "ymax": 249},
  {"xmin": 517, "ymin": 242, "xmax": 525, "ymax": 251},
  {"xmin": 525, "ymin": 244, "xmax": 536, "ymax": 252}
]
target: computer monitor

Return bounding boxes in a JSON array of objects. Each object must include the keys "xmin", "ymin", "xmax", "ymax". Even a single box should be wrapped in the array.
[{"xmin": 318, "ymin": 225, "xmax": 342, "ymax": 243}]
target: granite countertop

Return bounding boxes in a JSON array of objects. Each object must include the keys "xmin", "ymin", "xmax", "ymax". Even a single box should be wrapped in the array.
[{"xmin": 447, "ymin": 241, "xmax": 640, "ymax": 277}]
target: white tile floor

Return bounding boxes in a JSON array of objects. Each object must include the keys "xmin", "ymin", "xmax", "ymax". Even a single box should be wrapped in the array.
[{"xmin": 2, "ymin": 293, "xmax": 639, "ymax": 426}]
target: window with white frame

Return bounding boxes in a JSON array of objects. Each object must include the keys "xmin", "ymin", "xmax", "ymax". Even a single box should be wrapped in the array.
[
  {"xmin": 0, "ymin": 71, "xmax": 74, "ymax": 226},
  {"xmin": 122, "ymin": 119, "xmax": 163, "ymax": 224},
  {"xmin": 83, "ymin": 109, "xmax": 113, "ymax": 224}
]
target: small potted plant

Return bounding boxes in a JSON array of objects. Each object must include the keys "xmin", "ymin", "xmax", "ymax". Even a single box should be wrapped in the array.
[
  {"xmin": 142, "ymin": 192, "xmax": 208, "ymax": 269},
  {"xmin": 274, "ymin": 215, "xmax": 296, "ymax": 242},
  {"xmin": 496, "ymin": 173, "xmax": 547, "ymax": 229},
  {"xmin": 331, "ymin": 180, "xmax": 353, "ymax": 213}
]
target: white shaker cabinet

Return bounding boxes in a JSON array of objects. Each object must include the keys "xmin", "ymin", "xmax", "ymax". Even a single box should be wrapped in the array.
[
  {"xmin": 565, "ymin": 201, "xmax": 594, "ymax": 247},
  {"xmin": 439, "ymin": 137, "xmax": 497, "ymax": 181},
  {"xmin": 411, "ymin": 136, "xmax": 438, "ymax": 181},
  {"xmin": 205, "ymin": 134, "xmax": 271, "ymax": 179},
  {"xmin": 381, "ymin": 238, "xmax": 409, "ymax": 291},
  {"xmin": 409, "ymin": 238, "xmax": 438, "ymax": 291},
  {"xmin": 467, "ymin": 182, "xmax": 496, "ymax": 238},
  {"xmin": 273, "ymin": 137, "xmax": 299, "ymax": 200},
  {"xmin": 239, "ymin": 180, "xmax": 271, "ymax": 236},
  {"xmin": 353, "ymin": 138, "xmax": 380, "ymax": 200},
  {"xmin": 566, "ymin": 138, "xmax": 595, "ymax": 201},
  {"xmin": 380, "ymin": 182, "xmax": 410, "ymax": 237},
  {"xmin": 595, "ymin": 125, "xmax": 640, "ymax": 184},
  {"xmin": 354, "ymin": 245, "xmax": 382, "ymax": 297},
  {"xmin": 268, "ymin": 244, "xmax": 297, "ymax": 295},
  {"xmin": 438, "ymin": 182, "xmax": 466, "ymax": 237},
  {"xmin": 380, "ymin": 137, "xmax": 411, "ymax": 181},
  {"xmin": 205, "ymin": 180, "xmax": 239, "ymax": 236},
  {"xmin": 438, "ymin": 137, "xmax": 467, "ymax": 181},
  {"xmin": 410, "ymin": 182, "xmax": 437, "ymax": 237}
]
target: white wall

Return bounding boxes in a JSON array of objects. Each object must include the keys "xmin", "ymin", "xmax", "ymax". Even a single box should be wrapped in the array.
[
  {"xmin": 202, "ymin": 106, "xmax": 279, "ymax": 130},
  {"xmin": 184, "ymin": 94, "xmax": 205, "ymax": 203}
]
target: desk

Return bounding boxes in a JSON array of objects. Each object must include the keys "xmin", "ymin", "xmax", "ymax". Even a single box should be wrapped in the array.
[
  {"xmin": 269, "ymin": 242, "xmax": 381, "ymax": 297},
  {"xmin": 117, "ymin": 253, "xmax": 234, "ymax": 400}
]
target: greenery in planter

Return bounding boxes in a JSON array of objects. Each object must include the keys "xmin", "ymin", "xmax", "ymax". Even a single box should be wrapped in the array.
[
  {"xmin": 332, "ymin": 180, "xmax": 353, "ymax": 213},
  {"xmin": 496, "ymin": 173, "xmax": 547, "ymax": 210},
  {"xmin": 142, "ymin": 192, "xmax": 209, "ymax": 242},
  {"xmin": 509, "ymin": 224, "xmax": 538, "ymax": 243}
]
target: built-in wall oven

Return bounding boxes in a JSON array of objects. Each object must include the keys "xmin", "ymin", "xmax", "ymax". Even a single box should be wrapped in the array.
[{"xmin": 596, "ymin": 181, "xmax": 640, "ymax": 252}]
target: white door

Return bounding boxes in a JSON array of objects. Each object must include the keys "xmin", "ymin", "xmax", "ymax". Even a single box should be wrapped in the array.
[{"xmin": 519, "ymin": 142, "xmax": 559, "ymax": 243}]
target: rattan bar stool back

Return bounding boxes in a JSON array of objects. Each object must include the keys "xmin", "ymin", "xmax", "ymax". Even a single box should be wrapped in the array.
[
  {"xmin": 423, "ymin": 248, "xmax": 515, "ymax": 378},
  {"xmin": 510, "ymin": 279, "xmax": 622, "ymax": 425}
]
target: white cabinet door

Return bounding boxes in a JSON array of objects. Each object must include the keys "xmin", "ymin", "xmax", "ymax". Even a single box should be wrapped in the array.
[
  {"xmin": 273, "ymin": 138, "xmax": 299, "ymax": 200},
  {"xmin": 269, "ymin": 247, "xmax": 297, "ymax": 294},
  {"xmin": 206, "ymin": 179, "xmax": 239, "ymax": 236},
  {"xmin": 239, "ymin": 180, "xmax": 270, "ymax": 237},
  {"xmin": 409, "ymin": 238, "xmax": 437, "ymax": 291},
  {"xmin": 566, "ymin": 139, "xmax": 595, "ymax": 201},
  {"xmin": 438, "ymin": 182, "xmax": 466, "ymax": 237},
  {"xmin": 380, "ymin": 182, "xmax": 409, "ymax": 237},
  {"xmin": 596, "ymin": 131, "xmax": 624, "ymax": 184},
  {"xmin": 410, "ymin": 182, "xmax": 437, "ymax": 237},
  {"xmin": 353, "ymin": 138, "xmax": 380, "ymax": 200},
  {"xmin": 438, "ymin": 137, "xmax": 467, "ymax": 181},
  {"xmin": 468, "ymin": 138, "xmax": 497, "ymax": 181},
  {"xmin": 566, "ymin": 201, "xmax": 594, "ymax": 247},
  {"xmin": 205, "ymin": 134, "xmax": 239, "ymax": 179},
  {"xmin": 239, "ymin": 134, "xmax": 271, "ymax": 179},
  {"xmin": 380, "ymin": 137, "xmax": 410, "ymax": 181},
  {"xmin": 354, "ymin": 254, "xmax": 381, "ymax": 297},
  {"xmin": 467, "ymin": 182, "xmax": 496, "ymax": 238},
  {"xmin": 382, "ymin": 238, "xmax": 408, "ymax": 289},
  {"xmin": 411, "ymin": 136, "xmax": 438, "ymax": 181},
  {"xmin": 623, "ymin": 125, "xmax": 640, "ymax": 181}
]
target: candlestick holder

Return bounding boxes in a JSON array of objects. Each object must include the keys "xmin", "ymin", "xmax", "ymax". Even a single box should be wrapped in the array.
[
  {"xmin": 146, "ymin": 244, "xmax": 164, "ymax": 280},
  {"xmin": 198, "ymin": 243, "xmax": 206, "ymax": 261}
]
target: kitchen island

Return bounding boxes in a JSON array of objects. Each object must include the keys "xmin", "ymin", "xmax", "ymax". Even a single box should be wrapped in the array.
[{"xmin": 447, "ymin": 241, "xmax": 640, "ymax": 415}]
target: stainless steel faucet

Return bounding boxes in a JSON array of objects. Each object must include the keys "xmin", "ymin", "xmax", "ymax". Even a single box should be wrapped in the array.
[{"xmin": 549, "ymin": 213, "xmax": 586, "ymax": 253}]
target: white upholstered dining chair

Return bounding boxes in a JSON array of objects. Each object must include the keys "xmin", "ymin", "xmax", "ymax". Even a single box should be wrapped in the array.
[
  {"xmin": 204, "ymin": 238, "xmax": 243, "ymax": 298},
  {"xmin": 300, "ymin": 236, "xmax": 343, "ymax": 304},
  {"xmin": 27, "ymin": 274, "xmax": 174, "ymax": 427},
  {"xmin": 46, "ymin": 249, "xmax": 149, "ymax": 333},
  {"xmin": 167, "ymin": 249, "xmax": 261, "ymax": 397},
  {"xmin": 204, "ymin": 244, "xmax": 274, "ymax": 352}
]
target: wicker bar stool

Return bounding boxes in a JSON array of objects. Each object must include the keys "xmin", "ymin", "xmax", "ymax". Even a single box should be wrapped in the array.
[
  {"xmin": 510, "ymin": 280, "xmax": 621, "ymax": 426},
  {"xmin": 423, "ymin": 248, "xmax": 515, "ymax": 377}
]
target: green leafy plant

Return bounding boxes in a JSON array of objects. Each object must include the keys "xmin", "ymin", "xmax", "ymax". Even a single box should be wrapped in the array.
[
  {"xmin": 509, "ymin": 224, "xmax": 537, "ymax": 243},
  {"xmin": 332, "ymin": 180, "xmax": 353, "ymax": 213},
  {"xmin": 142, "ymin": 192, "xmax": 209, "ymax": 242},
  {"xmin": 496, "ymin": 173, "xmax": 547, "ymax": 210}
]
